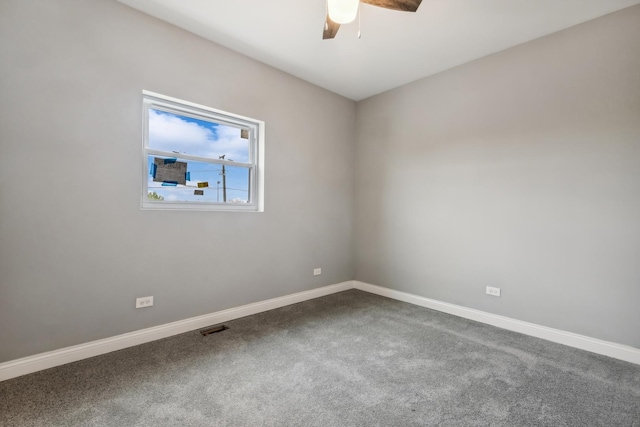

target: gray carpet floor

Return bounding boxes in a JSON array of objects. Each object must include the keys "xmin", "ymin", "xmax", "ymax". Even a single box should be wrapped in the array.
[{"xmin": 1, "ymin": 289, "xmax": 639, "ymax": 426}]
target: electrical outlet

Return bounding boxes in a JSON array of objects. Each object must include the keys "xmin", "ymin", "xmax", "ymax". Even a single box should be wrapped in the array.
[
  {"xmin": 136, "ymin": 296, "xmax": 154, "ymax": 308},
  {"xmin": 313, "ymin": 268, "xmax": 322, "ymax": 276},
  {"xmin": 486, "ymin": 286, "xmax": 501, "ymax": 297}
]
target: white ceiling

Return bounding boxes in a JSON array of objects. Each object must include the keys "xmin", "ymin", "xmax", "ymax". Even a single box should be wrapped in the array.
[{"xmin": 117, "ymin": 0, "xmax": 640, "ymax": 101}]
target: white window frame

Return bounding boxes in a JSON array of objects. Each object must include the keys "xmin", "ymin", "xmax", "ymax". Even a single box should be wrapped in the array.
[{"xmin": 141, "ymin": 91, "xmax": 264, "ymax": 212}]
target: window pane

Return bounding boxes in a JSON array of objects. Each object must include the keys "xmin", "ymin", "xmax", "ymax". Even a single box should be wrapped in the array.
[
  {"xmin": 147, "ymin": 156, "xmax": 250, "ymax": 204},
  {"xmin": 148, "ymin": 109, "xmax": 250, "ymax": 163}
]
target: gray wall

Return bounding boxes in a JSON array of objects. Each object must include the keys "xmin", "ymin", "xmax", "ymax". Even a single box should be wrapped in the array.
[
  {"xmin": 0, "ymin": 0, "xmax": 355, "ymax": 362},
  {"xmin": 354, "ymin": 6, "xmax": 640, "ymax": 348}
]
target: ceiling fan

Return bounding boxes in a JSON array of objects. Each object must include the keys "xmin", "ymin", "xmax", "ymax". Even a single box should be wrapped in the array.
[{"xmin": 323, "ymin": 0, "xmax": 422, "ymax": 39}]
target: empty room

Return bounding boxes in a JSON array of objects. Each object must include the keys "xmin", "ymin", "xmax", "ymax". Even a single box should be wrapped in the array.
[{"xmin": 1, "ymin": 0, "xmax": 639, "ymax": 425}]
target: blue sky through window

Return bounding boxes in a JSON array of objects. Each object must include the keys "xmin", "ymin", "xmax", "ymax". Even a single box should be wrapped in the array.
[
  {"xmin": 148, "ymin": 109, "xmax": 250, "ymax": 162},
  {"xmin": 147, "ymin": 109, "xmax": 251, "ymax": 203}
]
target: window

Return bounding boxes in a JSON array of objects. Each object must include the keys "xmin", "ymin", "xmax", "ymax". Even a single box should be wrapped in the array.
[{"xmin": 141, "ymin": 91, "xmax": 264, "ymax": 211}]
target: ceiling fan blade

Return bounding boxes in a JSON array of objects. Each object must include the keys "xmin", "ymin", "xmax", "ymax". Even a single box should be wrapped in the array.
[
  {"xmin": 360, "ymin": 0, "xmax": 422, "ymax": 12},
  {"xmin": 323, "ymin": 15, "xmax": 340, "ymax": 39}
]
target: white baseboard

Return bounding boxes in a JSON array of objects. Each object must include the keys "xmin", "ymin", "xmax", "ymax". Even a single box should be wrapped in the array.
[
  {"xmin": 2, "ymin": 279, "xmax": 638, "ymax": 382},
  {"xmin": 353, "ymin": 281, "xmax": 640, "ymax": 365},
  {"xmin": 0, "ymin": 281, "xmax": 354, "ymax": 382}
]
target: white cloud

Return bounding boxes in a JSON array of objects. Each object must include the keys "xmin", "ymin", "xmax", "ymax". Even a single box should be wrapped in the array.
[{"xmin": 148, "ymin": 110, "xmax": 249, "ymax": 162}]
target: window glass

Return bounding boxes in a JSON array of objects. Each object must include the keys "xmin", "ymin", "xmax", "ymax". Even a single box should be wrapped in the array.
[
  {"xmin": 148, "ymin": 108, "xmax": 250, "ymax": 162},
  {"xmin": 147, "ymin": 156, "xmax": 250, "ymax": 204}
]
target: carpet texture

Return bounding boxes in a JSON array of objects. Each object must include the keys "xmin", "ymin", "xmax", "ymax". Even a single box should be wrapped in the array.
[{"xmin": 1, "ymin": 290, "xmax": 639, "ymax": 426}]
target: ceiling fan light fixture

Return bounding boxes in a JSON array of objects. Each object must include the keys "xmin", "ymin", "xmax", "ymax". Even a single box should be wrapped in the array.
[{"xmin": 327, "ymin": 0, "xmax": 359, "ymax": 24}]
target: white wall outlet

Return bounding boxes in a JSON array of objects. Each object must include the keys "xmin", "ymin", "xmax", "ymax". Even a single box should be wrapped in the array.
[
  {"xmin": 136, "ymin": 296, "xmax": 154, "ymax": 308},
  {"xmin": 486, "ymin": 286, "xmax": 501, "ymax": 297},
  {"xmin": 313, "ymin": 268, "xmax": 322, "ymax": 276}
]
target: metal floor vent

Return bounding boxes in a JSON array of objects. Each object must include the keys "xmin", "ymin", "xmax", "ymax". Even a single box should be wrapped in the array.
[{"xmin": 200, "ymin": 325, "xmax": 229, "ymax": 336}]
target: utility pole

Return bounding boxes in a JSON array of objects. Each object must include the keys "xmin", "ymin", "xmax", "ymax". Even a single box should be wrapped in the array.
[{"xmin": 219, "ymin": 155, "xmax": 227, "ymax": 203}]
